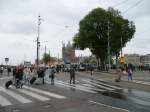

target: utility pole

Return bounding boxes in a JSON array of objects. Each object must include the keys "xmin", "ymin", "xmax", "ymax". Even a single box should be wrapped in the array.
[
  {"xmin": 58, "ymin": 53, "xmax": 59, "ymax": 64},
  {"xmin": 36, "ymin": 14, "xmax": 42, "ymax": 68},
  {"xmin": 45, "ymin": 45, "xmax": 47, "ymax": 55},
  {"xmin": 107, "ymin": 21, "xmax": 111, "ymax": 71},
  {"xmin": 44, "ymin": 45, "xmax": 47, "ymax": 66},
  {"xmin": 49, "ymin": 50, "xmax": 50, "ymax": 63}
]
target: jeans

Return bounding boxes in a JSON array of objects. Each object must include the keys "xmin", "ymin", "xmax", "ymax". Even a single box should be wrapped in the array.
[{"xmin": 128, "ymin": 74, "xmax": 132, "ymax": 81}]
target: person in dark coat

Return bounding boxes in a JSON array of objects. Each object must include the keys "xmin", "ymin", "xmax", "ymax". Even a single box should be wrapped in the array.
[
  {"xmin": 70, "ymin": 67, "xmax": 75, "ymax": 84},
  {"xmin": 8, "ymin": 67, "xmax": 11, "ymax": 76},
  {"xmin": 37, "ymin": 67, "xmax": 45, "ymax": 84},
  {"xmin": 90, "ymin": 66, "xmax": 94, "ymax": 76},
  {"xmin": 51, "ymin": 67, "xmax": 56, "ymax": 85}
]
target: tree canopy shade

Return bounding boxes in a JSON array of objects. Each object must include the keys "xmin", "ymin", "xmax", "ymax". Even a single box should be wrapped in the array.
[{"xmin": 73, "ymin": 7, "xmax": 136, "ymax": 65}]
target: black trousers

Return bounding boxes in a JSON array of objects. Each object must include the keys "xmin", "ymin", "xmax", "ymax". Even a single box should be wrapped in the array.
[{"xmin": 70, "ymin": 75, "xmax": 75, "ymax": 84}]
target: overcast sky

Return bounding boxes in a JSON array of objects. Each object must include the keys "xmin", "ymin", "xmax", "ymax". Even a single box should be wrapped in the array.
[{"xmin": 0, "ymin": 0, "xmax": 149, "ymax": 65}]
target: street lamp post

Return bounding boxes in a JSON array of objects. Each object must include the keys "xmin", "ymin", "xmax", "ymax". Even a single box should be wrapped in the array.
[{"xmin": 36, "ymin": 15, "xmax": 43, "ymax": 68}]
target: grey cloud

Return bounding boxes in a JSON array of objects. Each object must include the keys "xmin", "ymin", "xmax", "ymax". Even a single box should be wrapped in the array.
[
  {"xmin": 11, "ymin": 21, "xmax": 36, "ymax": 35},
  {"xmin": 0, "ymin": 20, "xmax": 36, "ymax": 35}
]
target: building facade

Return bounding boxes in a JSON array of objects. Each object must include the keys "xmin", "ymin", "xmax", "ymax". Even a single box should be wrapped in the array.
[
  {"xmin": 62, "ymin": 41, "xmax": 75, "ymax": 63},
  {"xmin": 140, "ymin": 54, "xmax": 150, "ymax": 65},
  {"xmin": 124, "ymin": 54, "xmax": 141, "ymax": 65},
  {"xmin": 124, "ymin": 54, "xmax": 150, "ymax": 65}
]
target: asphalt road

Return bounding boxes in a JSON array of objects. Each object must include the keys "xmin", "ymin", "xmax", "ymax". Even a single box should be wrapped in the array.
[{"xmin": 0, "ymin": 71, "xmax": 150, "ymax": 112}]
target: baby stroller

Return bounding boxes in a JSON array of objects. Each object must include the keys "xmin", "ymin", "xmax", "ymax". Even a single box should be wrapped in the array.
[{"xmin": 15, "ymin": 78, "xmax": 23, "ymax": 88}]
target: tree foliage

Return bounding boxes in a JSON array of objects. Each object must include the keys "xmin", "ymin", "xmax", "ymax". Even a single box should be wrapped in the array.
[
  {"xmin": 42, "ymin": 53, "xmax": 51, "ymax": 64},
  {"xmin": 73, "ymin": 7, "xmax": 136, "ymax": 65}
]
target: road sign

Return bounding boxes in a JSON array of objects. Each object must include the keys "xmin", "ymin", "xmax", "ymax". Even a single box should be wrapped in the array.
[
  {"xmin": 24, "ymin": 61, "xmax": 31, "ymax": 67},
  {"xmin": 5, "ymin": 58, "xmax": 9, "ymax": 63}
]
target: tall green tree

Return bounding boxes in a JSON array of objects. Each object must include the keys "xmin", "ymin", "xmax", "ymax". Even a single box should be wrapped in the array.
[
  {"xmin": 73, "ymin": 7, "xmax": 135, "ymax": 68},
  {"xmin": 42, "ymin": 53, "xmax": 51, "ymax": 64}
]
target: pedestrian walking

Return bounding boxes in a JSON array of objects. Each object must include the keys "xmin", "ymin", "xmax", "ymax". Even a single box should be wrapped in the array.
[
  {"xmin": 15, "ymin": 66, "xmax": 24, "ymax": 88},
  {"xmin": 49, "ymin": 66, "xmax": 56, "ymax": 85},
  {"xmin": 90, "ymin": 66, "xmax": 94, "ymax": 76},
  {"xmin": 37, "ymin": 67, "xmax": 45, "ymax": 84},
  {"xmin": 23, "ymin": 67, "xmax": 31, "ymax": 85},
  {"xmin": 0, "ymin": 67, "xmax": 3, "ymax": 77},
  {"xmin": 70, "ymin": 66, "xmax": 75, "ymax": 84},
  {"xmin": 7, "ymin": 67, "xmax": 11, "ymax": 76},
  {"xmin": 115, "ymin": 67, "xmax": 124, "ymax": 82},
  {"xmin": 127, "ymin": 68, "xmax": 133, "ymax": 81}
]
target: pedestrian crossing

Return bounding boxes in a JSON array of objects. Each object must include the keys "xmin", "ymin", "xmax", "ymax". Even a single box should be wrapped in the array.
[
  {"xmin": 0, "ymin": 78, "xmax": 123, "ymax": 107},
  {"xmin": 45, "ymin": 78, "xmax": 123, "ymax": 94},
  {"xmin": 0, "ymin": 85, "xmax": 66, "ymax": 107}
]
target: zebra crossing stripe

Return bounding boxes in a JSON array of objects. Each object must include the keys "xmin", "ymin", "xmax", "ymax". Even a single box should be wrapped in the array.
[
  {"xmin": 123, "ymin": 79, "xmax": 150, "ymax": 86},
  {"xmin": 54, "ymin": 81, "xmax": 97, "ymax": 94},
  {"xmin": 84, "ymin": 79, "xmax": 122, "ymax": 90},
  {"xmin": 82, "ymin": 79, "xmax": 115, "ymax": 91},
  {"xmin": 23, "ymin": 86, "xmax": 66, "ymax": 99},
  {"xmin": 0, "ymin": 95, "xmax": 12, "ymax": 106},
  {"xmin": 132, "ymin": 80, "xmax": 150, "ymax": 86},
  {"xmin": 0, "ymin": 87, "xmax": 32, "ymax": 104},
  {"xmin": 82, "ymin": 84, "xmax": 95, "ymax": 88},
  {"xmin": 16, "ymin": 89, "xmax": 50, "ymax": 101},
  {"xmin": 57, "ymin": 80, "xmax": 106, "ymax": 92}
]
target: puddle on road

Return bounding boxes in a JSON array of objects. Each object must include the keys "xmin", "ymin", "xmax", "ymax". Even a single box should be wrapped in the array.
[
  {"xmin": 88, "ymin": 78, "xmax": 150, "ymax": 107},
  {"xmin": 87, "ymin": 79, "xmax": 126, "ymax": 99},
  {"xmin": 123, "ymin": 89, "xmax": 150, "ymax": 106},
  {"xmin": 100, "ymin": 91, "xmax": 126, "ymax": 99}
]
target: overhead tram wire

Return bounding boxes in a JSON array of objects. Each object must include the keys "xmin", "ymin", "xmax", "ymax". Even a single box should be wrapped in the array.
[
  {"xmin": 122, "ymin": 0, "xmax": 145, "ymax": 14},
  {"xmin": 112, "ymin": 0, "xmax": 129, "ymax": 8}
]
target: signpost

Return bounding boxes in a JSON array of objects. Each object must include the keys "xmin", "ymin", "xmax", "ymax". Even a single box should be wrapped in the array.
[
  {"xmin": 5, "ymin": 58, "xmax": 9, "ymax": 68},
  {"xmin": 5, "ymin": 58, "xmax": 9, "ymax": 63},
  {"xmin": 119, "ymin": 56, "xmax": 125, "ymax": 64}
]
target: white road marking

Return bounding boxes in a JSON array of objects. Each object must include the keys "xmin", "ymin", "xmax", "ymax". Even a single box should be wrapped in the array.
[
  {"xmin": 88, "ymin": 100, "xmax": 129, "ymax": 112},
  {"xmin": 82, "ymin": 79, "xmax": 115, "ymax": 91},
  {"xmin": 23, "ymin": 85, "xmax": 66, "ymax": 99},
  {"xmin": 84, "ymin": 79, "xmax": 122, "ymax": 90},
  {"xmin": 51, "ymin": 81, "xmax": 97, "ymax": 94},
  {"xmin": 57, "ymin": 80, "xmax": 106, "ymax": 92},
  {"xmin": 0, "ymin": 76, "xmax": 13, "ymax": 80},
  {"xmin": 132, "ymin": 80, "xmax": 150, "ymax": 85},
  {"xmin": 123, "ymin": 79, "xmax": 150, "ymax": 86},
  {"xmin": 82, "ymin": 83, "xmax": 95, "ymax": 88},
  {"xmin": 66, "ymin": 80, "xmax": 80, "ymax": 83},
  {"xmin": 16, "ymin": 89, "xmax": 50, "ymax": 101},
  {"xmin": 0, "ymin": 87, "xmax": 32, "ymax": 103},
  {"xmin": 0, "ymin": 94, "xmax": 12, "ymax": 106}
]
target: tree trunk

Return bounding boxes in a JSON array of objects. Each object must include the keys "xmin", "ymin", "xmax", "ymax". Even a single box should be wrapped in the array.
[{"xmin": 116, "ymin": 52, "xmax": 120, "ymax": 71}]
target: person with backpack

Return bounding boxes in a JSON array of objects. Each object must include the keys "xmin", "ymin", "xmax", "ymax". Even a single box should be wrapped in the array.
[{"xmin": 49, "ymin": 66, "xmax": 56, "ymax": 85}]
